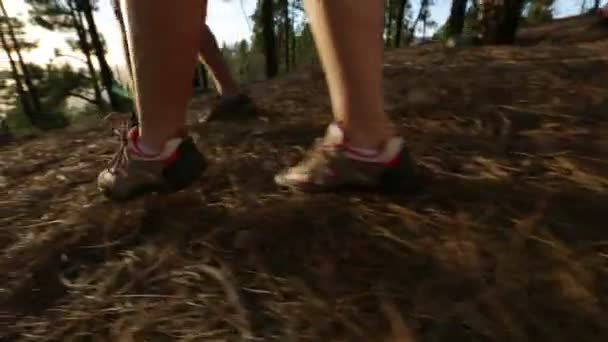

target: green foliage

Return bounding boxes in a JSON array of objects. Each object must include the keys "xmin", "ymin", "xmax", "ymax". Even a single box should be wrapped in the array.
[
  {"xmin": 3, "ymin": 102, "xmax": 42, "ymax": 137},
  {"xmin": 435, "ymin": 1, "xmax": 482, "ymax": 40},
  {"xmin": 27, "ymin": 0, "xmax": 71, "ymax": 28},
  {"xmin": 462, "ymin": 2, "xmax": 482, "ymax": 37},
  {"xmin": 433, "ymin": 23, "xmax": 449, "ymax": 41},
  {"xmin": 36, "ymin": 64, "xmax": 79, "ymax": 108},
  {"xmin": 0, "ymin": 16, "xmax": 38, "ymax": 51},
  {"xmin": 418, "ymin": 0, "xmax": 438, "ymax": 36},
  {"xmin": 384, "ymin": 0, "xmax": 413, "ymax": 46},
  {"xmin": 0, "ymin": 61, "xmax": 102, "ymax": 131},
  {"xmin": 294, "ymin": 21, "xmax": 317, "ymax": 65},
  {"xmin": 249, "ymin": 0, "xmax": 317, "ymax": 77},
  {"xmin": 521, "ymin": 0, "xmax": 554, "ymax": 23},
  {"xmin": 221, "ymin": 40, "xmax": 256, "ymax": 84},
  {"xmin": 0, "ymin": 0, "xmax": 113, "ymax": 133},
  {"xmin": 4, "ymin": 101, "xmax": 68, "ymax": 135}
]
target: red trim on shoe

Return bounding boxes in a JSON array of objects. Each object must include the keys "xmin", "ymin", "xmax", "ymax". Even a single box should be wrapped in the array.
[
  {"xmin": 326, "ymin": 122, "xmax": 403, "ymax": 166},
  {"xmin": 344, "ymin": 145, "xmax": 383, "ymax": 158},
  {"xmin": 163, "ymin": 150, "xmax": 179, "ymax": 166},
  {"xmin": 126, "ymin": 127, "xmax": 182, "ymax": 164},
  {"xmin": 385, "ymin": 153, "xmax": 401, "ymax": 168},
  {"xmin": 127, "ymin": 127, "xmax": 165, "ymax": 159}
]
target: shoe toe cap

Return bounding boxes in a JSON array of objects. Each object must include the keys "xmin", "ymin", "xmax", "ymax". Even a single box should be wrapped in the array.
[{"xmin": 97, "ymin": 170, "xmax": 128, "ymax": 200}]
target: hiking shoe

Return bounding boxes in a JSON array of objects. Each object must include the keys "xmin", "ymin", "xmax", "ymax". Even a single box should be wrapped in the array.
[
  {"xmin": 275, "ymin": 123, "xmax": 418, "ymax": 192},
  {"xmin": 98, "ymin": 114, "xmax": 207, "ymax": 201},
  {"xmin": 206, "ymin": 94, "xmax": 256, "ymax": 121}
]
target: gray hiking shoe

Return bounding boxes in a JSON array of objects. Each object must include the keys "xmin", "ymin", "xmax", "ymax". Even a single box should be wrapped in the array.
[
  {"xmin": 98, "ymin": 114, "xmax": 207, "ymax": 201},
  {"xmin": 275, "ymin": 124, "xmax": 418, "ymax": 192},
  {"xmin": 207, "ymin": 94, "xmax": 256, "ymax": 121}
]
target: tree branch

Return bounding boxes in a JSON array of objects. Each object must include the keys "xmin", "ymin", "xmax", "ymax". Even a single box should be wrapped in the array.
[{"xmin": 67, "ymin": 91, "xmax": 98, "ymax": 105}]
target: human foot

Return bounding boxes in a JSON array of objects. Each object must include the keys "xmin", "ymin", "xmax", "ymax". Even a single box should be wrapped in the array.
[
  {"xmin": 275, "ymin": 123, "xmax": 418, "ymax": 192},
  {"xmin": 98, "ymin": 114, "xmax": 207, "ymax": 201},
  {"xmin": 206, "ymin": 94, "xmax": 256, "ymax": 121}
]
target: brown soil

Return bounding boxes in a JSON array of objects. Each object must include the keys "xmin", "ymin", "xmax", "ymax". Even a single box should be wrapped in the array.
[{"xmin": 1, "ymin": 15, "xmax": 607, "ymax": 342}]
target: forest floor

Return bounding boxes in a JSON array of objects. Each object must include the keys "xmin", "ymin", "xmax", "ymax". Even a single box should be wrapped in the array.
[{"xmin": 1, "ymin": 14, "xmax": 608, "ymax": 342}]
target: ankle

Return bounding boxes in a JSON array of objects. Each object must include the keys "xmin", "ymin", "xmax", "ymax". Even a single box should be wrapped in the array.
[
  {"xmin": 134, "ymin": 127, "xmax": 186, "ymax": 157},
  {"xmin": 340, "ymin": 123, "xmax": 395, "ymax": 150},
  {"xmin": 136, "ymin": 139, "xmax": 162, "ymax": 156}
]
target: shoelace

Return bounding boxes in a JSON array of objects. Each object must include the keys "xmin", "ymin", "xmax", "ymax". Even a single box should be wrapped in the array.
[
  {"xmin": 298, "ymin": 138, "xmax": 335, "ymax": 171},
  {"xmin": 103, "ymin": 112, "xmax": 134, "ymax": 174}
]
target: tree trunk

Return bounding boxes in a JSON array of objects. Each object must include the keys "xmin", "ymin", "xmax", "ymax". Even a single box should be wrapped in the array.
[
  {"xmin": 385, "ymin": 0, "xmax": 394, "ymax": 47},
  {"xmin": 79, "ymin": 0, "xmax": 120, "ymax": 110},
  {"xmin": 0, "ymin": 0, "xmax": 41, "ymax": 113},
  {"xmin": 594, "ymin": 0, "xmax": 601, "ymax": 10},
  {"xmin": 291, "ymin": 22, "xmax": 297, "ymax": 67},
  {"xmin": 282, "ymin": 0, "xmax": 290, "ymax": 72},
  {"xmin": 69, "ymin": 1, "xmax": 103, "ymax": 108},
  {"xmin": 110, "ymin": 0, "xmax": 137, "ymax": 124},
  {"xmin": 0, "ymin": 26, "xmax": 35, "ymax": 124},
  {"xmin": 261, "ymin": 0, "xmax": 278, "ymax": 78},
  {"xmin": 111, "ymin": 0, "xmax": 133, "ymax": 83},
  {"xmin": 394, "ymin": 0, "xmax": 407, "ymax": 47},
  {"xmin": 447, "ymin": 0, "xmax": 468, "ymax": 36},
  {"xmin": 422, "ymin": 17, "xmax": 427, "ymax": 38},
  {"xmin": 408, "ymin": 0, "xmax": 427, "ymax": 43},
  {"xmin": 478, "ymin": 0, "xmax": 524, "ymax": 45}
]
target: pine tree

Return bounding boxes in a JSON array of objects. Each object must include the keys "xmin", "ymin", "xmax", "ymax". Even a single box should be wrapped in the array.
[
  {"xmin": 111, "ymin": 0, "xmax": 132, "ymax": 85},
  {"xmin": 526, "ymin": 0, "xmax": 554, "ymax": 23},
  {"xmin": 28, "ymin": 0, "xmax": 112, "ymax": 109},
  {"xmin": 0, "ymin": 18, "xmax": 35, "ymax": 124},
  {"xmin": 446, "ymin": 0, "xmax": 468, "ymax": 36},
  {"xmin": 478, "ymin": 0, "xmax": 525, "ymax": 44},
  {"xmin": 77, "ymin": 0, "xmax": 120, "ymax": 110},
  {"xmin": 385, "ymin": 0, "xmax": 395, "ymax": 46},
  {"xmin": 0, "ymin": 0, "xmax": 41, "ymax": 113},
  {"xmin": 280, "ymin": 0, "xmax": 290, "ymax": 72},
  {"xmin": 261, "ymin": 0, "xmax": 278, "ymax": 78},
  {"xmin": 394, "ymin": 0, "xmax": 410, "ymax": 47},
  {"xmin": 29, "ymin": 0, "xmax": 120, "ymax": 111}
]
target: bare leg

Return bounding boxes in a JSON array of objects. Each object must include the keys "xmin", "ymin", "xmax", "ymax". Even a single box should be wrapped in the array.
[
  {"xmin": 121, "ymin": 0, "xmax": 203, "ymax": 151},
  {"xmin": 303, "ymin": 0, "xmax": 393, "ymax": 148},
  {"xmin": 275, "ymin": 0, "xmax": 415, "ymax": 192},
  {"xmin": 200, "ymin": 25, "xmax": 241, "ymax": 96},
  {"xmin": 199, "ymin": 0, "xmax": 240, "ymax": 97}
]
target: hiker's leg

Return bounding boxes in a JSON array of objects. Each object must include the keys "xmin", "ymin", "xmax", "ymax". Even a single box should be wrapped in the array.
[
  {"xmin": 121, "ymin": 0, "xmax": 202, "ymax": 151},
  {"xmin": 199, "ymin": 0, "xmax": 240, "ymax": 97},
  {"xmin": 98, "ymin": 0, "xmax": 206, "ymax": 200},
  {"xmin": 275, "ymin": 0, "xmax": 416, "ymax": 191},
  {"xmin": 303, "ymin": 0, "xmax": 393, "ymax": 148}
]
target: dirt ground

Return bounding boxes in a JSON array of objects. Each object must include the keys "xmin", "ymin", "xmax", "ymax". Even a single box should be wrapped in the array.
[{"xmin": 1, "ymin": 15, "xmax": 607, "ymax": 342}]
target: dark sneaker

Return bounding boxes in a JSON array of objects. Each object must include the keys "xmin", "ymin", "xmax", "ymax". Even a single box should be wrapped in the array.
[
  {"xmin": 274, "ymin": 123, "xmax": 418, "ymax": 192},
  {"xmin": 206, "ymin": 93, "xmax": 256, "ymax": 121},
  {"xmin": 98, "ymin": 114, "xmax": 207, "ymax": 201}
]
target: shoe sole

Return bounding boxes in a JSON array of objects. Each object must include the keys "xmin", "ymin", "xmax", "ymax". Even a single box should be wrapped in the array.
[{"xmin": 275, "ymin": 148, "xmax": 425, "ymax": 194}]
